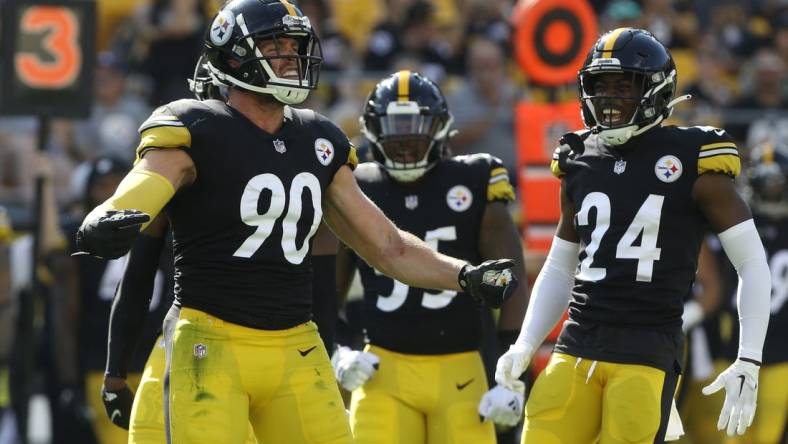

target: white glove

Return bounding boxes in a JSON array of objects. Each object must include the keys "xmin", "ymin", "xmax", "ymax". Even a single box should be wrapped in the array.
[
  {"xmin": 494, "ymin": 343, "xmax": 535, "ymax": 392},
  {"xmin": 701, "ymin": 358, "xmax": 760, "ymax": 436},
  {"xmin": 331, "ymin": 346, "xmax": 380, "ymax": 391},
  {"xmin": 478, "ymin": 384, "xmax": 524, "ymax": 427}
]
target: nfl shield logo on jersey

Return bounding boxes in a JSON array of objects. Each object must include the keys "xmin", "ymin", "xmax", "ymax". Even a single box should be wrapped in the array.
[
  {"xmin": 273, "ymin": 139, "xmax": 286, "ymax": 153},
  {"xmin": 655, "ymin": 155, "xmax": 683, "ymax": 183},
  {"xmin": 405, "ymin": 195, "xmax": 418, "ymax": 210},
  {"xmin": 314, "ymin": 138, "xmax": 335, "ymax": 165},
  {"xmin": 613, "ymin": 159, "xmax": 627, "ymax": 175}
]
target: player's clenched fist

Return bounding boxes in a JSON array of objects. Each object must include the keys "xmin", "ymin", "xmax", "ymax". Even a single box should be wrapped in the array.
[
  {"xmin": 75, "ymin": 209, "xmax": 150, "ymax": 259},
  {"xmin": 458, "ymin": 259, "xmax": 518, "ymax": 308}
]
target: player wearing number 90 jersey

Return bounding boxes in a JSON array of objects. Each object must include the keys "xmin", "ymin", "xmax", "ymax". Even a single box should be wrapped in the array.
[{"xmin": 495, "ymin": 28, "xmax": 772, "ymax": 444}]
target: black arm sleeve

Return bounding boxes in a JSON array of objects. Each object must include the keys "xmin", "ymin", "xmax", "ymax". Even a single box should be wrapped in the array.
[
  {"xmin": 104, "ymin": 233, "xmax": 165, "ymax": 378},
  {"xmin": 311, "ymin": 254, "xmax": 337, "ymax": 353}
]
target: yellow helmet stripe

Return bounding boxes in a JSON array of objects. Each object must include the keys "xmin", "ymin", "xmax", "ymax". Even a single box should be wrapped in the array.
[
  {"xmin": 397, "ymin": 70, "xmax": 411, "ymax": 102},
  {"xmin": 602, "ymin": 28, "xmax": 627, "ymax": 58},
  {"xmin": 280, "ymin": 0, "xmax": 297, "ymax": 16}
]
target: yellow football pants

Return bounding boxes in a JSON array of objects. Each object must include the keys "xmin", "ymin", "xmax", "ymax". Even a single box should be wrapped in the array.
[
  {"xmin": 522, "ymin": 352, "xmax": 677, "ymax": 444},
  {"xmin": 164, "ymin": 307, "xmax": 351, "ymax": 444},
  {"xmin": 349, "ymin": 344, "xmax": 495, "ymax": 444}
]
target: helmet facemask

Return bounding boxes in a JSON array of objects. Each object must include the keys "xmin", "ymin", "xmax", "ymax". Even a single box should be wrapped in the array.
[
  {"xmin": 206, "ymin": 12, "xmax": 322, "ymax": 105},
  {"xmin": 362, "ymin": 100, "xmax": 453, "ymax": 182},
  {"xmin": 579, "ymin": 66, "xmax": 680, "ymax": 145}
]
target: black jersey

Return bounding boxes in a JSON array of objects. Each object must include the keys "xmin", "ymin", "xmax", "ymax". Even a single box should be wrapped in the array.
[
  {"xmin": 69, "ymin": 228, "xmax": 173, "ymax": 372},
  {"xmin": 753, "ymin": 213, "xmax": 788, "ymax": 364},
  {"xmin": 551, "ymin": 125, "xmax": 741, "ymax": 370},
  {"xmin": 135, "ymin": 99, "xmax": 357, "ymax": 330},
  {"xmin": 352, "ymin": 154, "xmax": 514, "ymax": 354}
]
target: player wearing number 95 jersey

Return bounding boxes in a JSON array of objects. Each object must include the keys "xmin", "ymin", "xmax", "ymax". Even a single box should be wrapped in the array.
[
  {"xmin": 72, "ymin": 1, "xmax": 518, "ymax": 443},
  {"xmin": 333, "ymin": 71, "xmax": 529, "ymax": 444},
  {"xmin": 495, "ymin": 28, "xmax": 772, "ymax": 444}
]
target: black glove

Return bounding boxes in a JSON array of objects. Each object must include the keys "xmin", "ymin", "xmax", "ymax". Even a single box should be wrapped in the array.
[
  {"xmin": 458, "ymin": 259, "xmax": 518, "ymax": 308},
  {"xmin": 101, "ymin": 383, "xmax": 135, "ymax": 430},
  {"xmin": 75, "ymin": 209, "xmax": 150, "ymax": 259}
]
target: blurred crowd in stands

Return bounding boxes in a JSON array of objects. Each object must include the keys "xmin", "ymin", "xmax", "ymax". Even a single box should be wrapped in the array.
[{"xmin": 0, "ymin": 0, "xmax": 786, "ymax": 443}]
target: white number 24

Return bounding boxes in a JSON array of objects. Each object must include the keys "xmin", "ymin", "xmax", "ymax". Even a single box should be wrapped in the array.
[{"xmin": 576, "ymin": 192, "xmax": 664, "ymax": 282}]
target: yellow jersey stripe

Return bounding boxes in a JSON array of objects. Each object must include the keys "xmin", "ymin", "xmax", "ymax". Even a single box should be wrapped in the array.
[
  {"xmin": 280, "ymin": 0, "xmax": 297, "ymax": 16},
  {"xmin": 550, "ymin": 159, "xmax": 564, "ymax": 178},
  {"xmin": 135, "ymin": 126, "xmax": 192, "ymax": 163},
  {"xmin": 602, "ymin": 28, "xmax": 627, "ymax": 57},
  {"xmin": 698, "ymin": 154, "xmax": 741, "ymax": 177},
  {"xmin": 700, "ymin": 142, "xmax": 737, "ymax": 151},
  {"xmin": 490, "ymin": 167, "xmax": 508, "ymax": 178},
  {"xmin": 347, "ymin": 145, "xmax": 359, "ymax": 170},
  {"xmin": 397, "ymin": 70, "xmax": 411, "ymax": 102},
  {"xmin": 487, "ymin": 180, "xmax": 515, "ymax": 202}
]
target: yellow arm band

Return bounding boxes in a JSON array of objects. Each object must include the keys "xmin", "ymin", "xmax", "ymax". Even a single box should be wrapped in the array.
[{"xmin": 97, "ymin": 169, "xmax": 176, "ymax": 231}]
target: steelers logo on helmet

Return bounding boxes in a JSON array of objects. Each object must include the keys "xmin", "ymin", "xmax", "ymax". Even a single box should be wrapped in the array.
[
  {"xmin": 578, "ymin": 28, "xmax": 691, "ymax": 146},
  {"xmin": 210, "ymin": 10, "xmax": 235, "ymax": 46},
  {"xmin": 447, "ymin": 185, "xmax": 473, "ymax": 212},
  {"xmin": 361, "ymin": 70, "xmax": 454, "ymax": 182},
  {"xmin": 203, "ymin": 0, "xmax": 323, "ymax": 105},
  {"xmin": 655, "ymin": 155, "xmax": 682, "ymax": 183}
]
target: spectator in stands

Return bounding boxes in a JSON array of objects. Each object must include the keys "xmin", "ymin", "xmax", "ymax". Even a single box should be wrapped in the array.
[
  {"xmin": 729, "ymin": 48, "xmax": 788, "ymax": 147},
  {"xmin": 71, "ymin": 52, "xmax": 150, "ymax": 166},
  {"xmin": 454, "ymin": 0, "xmax": 511, "ymax": 72},
  {"xmin": 364, "ymin": 0, "xmax": 453, "ymax": 81},
  {"xmin": 133, "ymin": 0, "xmax": 206, "ymax": 105},
  {"xmin": 446, "ymin": 37, "xmax": 521, "ymax": 181}
]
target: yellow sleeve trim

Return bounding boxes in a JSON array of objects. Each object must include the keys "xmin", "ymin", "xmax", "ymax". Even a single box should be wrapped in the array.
[
  {"xmin": 346, "ymin": 145, "xmax": 358, "ymax": 170},
  {"xmin": 700, "ymin": 142, "xmax": 737, "ymax": 151},
  {"xmin": 487, "ymin": 179, "xmax": 515, "ymax": 202},
  {"xmin": 698, "ymin": 154, "xmax": 741, "ymax": 177},
  {"xmin": 135, "ymin": 126, "xmax": 192, "ymax": 163},
  {"xmin": 99, "ymin": 169, "xmax": 176, "ymax": 231},
  {"xmin": 550, "ymin": 159, "xmax": 564, "ymax": 178},
  {"xmin": 490, "ymin": 167, "xmax": 508, "ymax": 179}
]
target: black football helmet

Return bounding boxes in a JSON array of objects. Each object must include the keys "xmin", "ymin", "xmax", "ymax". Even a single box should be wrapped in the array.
[
  {"xmin": 578, "ymin": 28, "xmax": 689, "ymax": 145},
  {"xmin": 747, "ymin": 141, "xmax": 788, "ymax": 218},
  {"xmin": 361, "ymin": 71, "xmax": 454, "ymax": 182},
  {"xmin": 203, "ymin": 0, "xmax": 322, "ymax": 104},
  {"xmin": 189, "ymin": 54, "xmax": 228, "ymax": 101}
]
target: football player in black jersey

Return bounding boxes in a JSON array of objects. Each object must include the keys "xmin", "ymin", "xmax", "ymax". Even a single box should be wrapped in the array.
[
  {"xmin": 495, "ymin": 28, "xmax": 772, "ymax": 443},
  {"xmin": 73, "ymin": 1, "xmax": 518, "ymax": 443},
  {"xmin": 332, "ymin": 71, "xmax": 528, "ymax": 444},
  {"xmin": 96, "ymin": 56, "xmax": 350, "ymax": 444},
  {"xmin": 726, "ymin": 141, "xmax": 788, "ymax": 444}
]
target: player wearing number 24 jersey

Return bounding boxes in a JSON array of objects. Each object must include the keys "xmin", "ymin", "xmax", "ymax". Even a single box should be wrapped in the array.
[
  {"xmin": 495, "ymin": 28, "xmax": 772, "ymax": 444},
  {"xmin": 333, "ymin": 71, "xmax": 529, "ymax": 444},
  {"xmin": 73, "ymin": 1, "xmax": 518, "ymax": 443}
]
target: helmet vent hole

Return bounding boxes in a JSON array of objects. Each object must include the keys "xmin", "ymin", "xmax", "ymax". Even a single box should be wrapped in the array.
[{"xmin": 637, "ymin": 51, "xmax": 649, "ymax": 58}]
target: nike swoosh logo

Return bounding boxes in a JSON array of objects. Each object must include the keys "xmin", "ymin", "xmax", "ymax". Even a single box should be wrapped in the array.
[
  {"xmin": 298, "ymin": 346, "xmax": 317, "ymax": 357},
  {"xmin": 111, "ymin": 409, "xmax": 122, "ymax": 423},
  {"xmin": 103, "ymin": 392, "xmax": 118, "ymax": 402},
  {"xmin": 738, "ymin": 375, "xmax": 746, "ymax": 395},
  {"xmin": 456, "ymin": 378, "xmax": 474, "ymax": 390}
]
